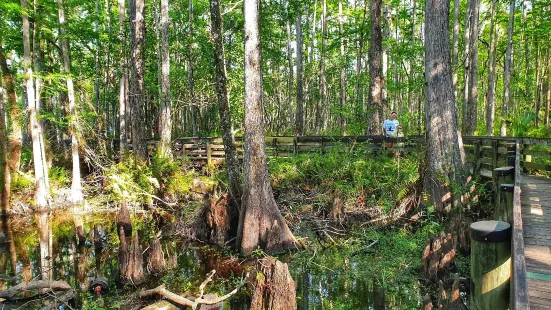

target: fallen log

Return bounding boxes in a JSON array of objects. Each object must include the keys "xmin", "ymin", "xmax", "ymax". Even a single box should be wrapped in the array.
[
  {"xmin": 140, "ymin": 270, "xmax": 247, "ymax": 310},
  {"xmin": 0, "ymin": 280, "xmax": 72, "ymax": 300}
]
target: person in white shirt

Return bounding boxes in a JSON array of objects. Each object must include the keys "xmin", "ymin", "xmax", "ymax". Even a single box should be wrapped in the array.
[{"xmin": 382, "ymin": 111, "xmax": 399, "ymax": 137}]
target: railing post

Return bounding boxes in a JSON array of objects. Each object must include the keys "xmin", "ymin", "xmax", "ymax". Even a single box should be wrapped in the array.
[
  {"xmin": 498, "ymin": 184, "xmax": 514, "ymax": 224},
  {"xmin": 491, "ymin": 141, "xmax": 499, "ymax": 171},
  {"xmin": 523, "ymin": 143, "xmax": 531, "ymax": 174},
  {"xmin": 470, "ymin": 220, "xmax": 511, "ymax": 310},
  {"xmin": 473, "ymin": 140, "xmax": 481, "ymax": 178},
  {"xmin": 206, "ymin": 138, "xmax": 212, "ymax": 169},
  {"xmin": 293, "ymin": 136, "xmax": 298, "ymax": 156},
  {"xmin": 273, "ymin": 137, "xmax": 277, "ymax": 157},
  {"xmin": 493, "ymin": 166, "xmax": 514, "ymax": 213}
]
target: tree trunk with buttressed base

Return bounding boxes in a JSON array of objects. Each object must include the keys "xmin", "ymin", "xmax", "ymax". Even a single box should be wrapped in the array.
[
  {"xmin": 424, "ymin": 0, "xmax": 466, "ymax": 212},
  {"xmin": 237, "ymin": 0, "xmax": 301, "ymax": 256}
]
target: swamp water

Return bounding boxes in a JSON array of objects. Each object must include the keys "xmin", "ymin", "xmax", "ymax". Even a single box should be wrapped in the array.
[{"xmin": 0, "ymin": 211, "xmax": 424, "ymax": 309}]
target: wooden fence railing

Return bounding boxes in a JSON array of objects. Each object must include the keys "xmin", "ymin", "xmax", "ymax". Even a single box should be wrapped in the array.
[
  {"xmin": 511, "ymin": 141, "xmax": 530, "ymax": 309},
  {"xmin": 121, "ymin": 135, "xmax": 551, "ymax": 176}
]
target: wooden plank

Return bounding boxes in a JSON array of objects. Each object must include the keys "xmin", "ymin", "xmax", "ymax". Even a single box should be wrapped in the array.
[{"xmin": 513, "ymin": 140, "xmax": 530, "ymax": 310}]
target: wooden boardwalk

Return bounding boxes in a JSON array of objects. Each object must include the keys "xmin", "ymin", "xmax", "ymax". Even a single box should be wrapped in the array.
[{"xmin": 521, "ymin": 173, "xmax": 551, "ymax": 309}]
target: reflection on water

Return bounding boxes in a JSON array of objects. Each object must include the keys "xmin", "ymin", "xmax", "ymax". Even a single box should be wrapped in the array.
[
  {"xmin": 0, "ymin": 211, "xmax": 250, "ymax": 309},
  {"xmin": 0, "ymin": 211, "xmax": 422, "ymax": 309},
  {"xmin": 293, "ymin": 257, "xmax": 422, "ymax": 309}
]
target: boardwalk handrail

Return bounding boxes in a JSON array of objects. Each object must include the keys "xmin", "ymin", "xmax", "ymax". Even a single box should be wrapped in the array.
[{"xmin": 511, "ymin": 140, "xmax": 529, "ymax": 309}]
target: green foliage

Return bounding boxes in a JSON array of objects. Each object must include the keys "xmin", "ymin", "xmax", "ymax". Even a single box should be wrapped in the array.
[
  {"xmin": 81, "ymin": 293, "xmax": 106, "ymax": 310},
  {"xmin": 11, "ymin": 172, "xmax": 34, "ymax": 192},
  {"xmin": 104, "ymin": 155, "xmax": 217, "ymax": 205},
  {"xmin": 269, "ymin": 144, "xmax": 420, "ymax": 213},
  {"xmin": 49, "ymin": 166, "xmax": 70, "ymax": 189},
  {"xmin": 20, "ymin": 146, "xmax": 32, "ymax": 167}
]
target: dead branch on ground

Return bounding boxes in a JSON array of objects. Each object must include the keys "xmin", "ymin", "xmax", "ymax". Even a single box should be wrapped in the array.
[
  {"xmin": 139, "ymin": 270, "xmax": 248, "ymax": 310},
  {"xmin": 0, "ymin": 280, "xmax": 72, "ymax": 300}
]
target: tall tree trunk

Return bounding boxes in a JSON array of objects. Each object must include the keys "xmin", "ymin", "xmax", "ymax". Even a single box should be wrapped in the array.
[
  {"xmin": 424, "ymin": 0, "xmax": 466, "ymax": 212},
  {"xmin": 0, "ymin": 83, "xmax": 10, "ymax": 215},
  {"xmin": 367, "ymin": 0, "xmax": 383, "ymax": 135},
  {"xmin": 501, "ymin": 0, "xmax": 515, "ymax": 137},
  {"xmin": 103, "ymin": 0, "xmax": 113, "ymax": 138},
  {"xmin": 295, "ymin": 12, "xmax": 304, "ymax": 135},
  {"xmin": 237, "ymin": 0, "xmax": 301, "ymax": 256},
  {"xmin": 545, "ymin": 45, "xmax": 550, "ymax": 126},
  {"xmin": 355, "ymin": 0, "xmax": 367, "ymax": 123},
  {"xmin": 464, "ymin": 0, "xmax": 480, "ymax": 135},
  {"xmin": 94, "ymin": 0, "xmax": 101, "ymax": 133},
  {"xmin": 58, "ymin": 0, "xmax": 84, "ymax": 206},
  {"xmin": 209, "ymin": 0, "xmax": 242, "ymax": 217},
  {"xmin": 522, "ymin": 1, "xmax": 530, "ymax": 105},
  {"xmin": 381, "ymin": 5, "xmax": 389, "ymax": 110},
  {"xmin": 452, "ymin": 0, "xmax": 459, "ymax": 106},
  {"xmin": 316, "ymin": 0, "xmax": 327, "ymax": 133},
  {"xmin": 534, "ymin": 39, "xmax": 541, "ymax": 127},
  {"xmin": 0, "ymin": 47, "xmax": 22, "ymax": 173},
  {"xmin": 286, "ymin": 12, "xmax": 294, "ymax": 127},
  {"xmin": 188, "ymin": 0, "xmax": 197, "ymax": 136},
  {"xmin": 462, "ymin": 0, "xmax": 471, "ymax": 134},
  {"xmin": 338, "ymin": 0, "xmax": 346, "ymax": 134},
  {"xmin": 22, "ymin": 0, "xmax": 50, "ymax": 211},
  {"xmin": 130, "ymin": 0, "xmax": 147, "ymax": 159},
  {"xmin": 118, "ymin": 0, "xmax": 127, "ymax": 153},
  {"xmin": 485, "ymin": 0, "xmax": 497, "ymax": 136},
  {"xmin": 158, "ymin": 0, "xmax": 171, "ymax": 158}
]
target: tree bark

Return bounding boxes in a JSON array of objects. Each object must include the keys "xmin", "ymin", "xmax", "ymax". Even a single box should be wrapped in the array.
[
  {"xmin": 424, "ymin": 0, "xmax": 466, "ymax": 212},
  {"xmin": 188, "ymin": 0, "xmax": 197, "ymax": 136},
  {"xmin": 486, "ymin": 0, "xmax": 497, "ymax": 136},
  {"xmin": 37, "ymin": 211, "xmax": 52, "ymax": 281},
  {"xmin": 147, "ymin": 235, "xmax": 166, "ymax": 273},
  {"xmin": 367, "ymin": 0, "xmax": 383, "ymax": 135},
  {"xmin": 501, "ymin": 0, "xmax": 515, "ymax": 137},
  {"xmin": 118, "ymin": 0, "xmax": 128, "ymax": 154},
  {"xmin": 338, "ymin": 0, "xmax": 346, "ymax": 134},
  {"xmin": 295, "ymin": 12, "xmax": 304, "ymax": 135},
  {"xmin": 0, "ymin": 47, "xmax": 22, "ymax": 173},
  {"xmin": 209, "ymin": 0, "xmax": 242, "ymax": 211},
  {"xmin": 452, "ymin": 0, "xmax": 459, "ymax": 105},
  {"xmin": 534, "ymin": 38, "xmax": 542, "ymax": 127},
  {"xmin": 355, "ymin": 0, "xmax": 367, "ymax": 123},
  {"xmin": 158, "ymin": 0, "xmax": 172, "ymax": 158},
  {"xmin": 286, "ymin": 12, "xmax": 294, "ymax": 129},
  {"xmin": 462, "ymin": 0, "xmax": 471, "ymax": 134},
  {"xmin": 0, "ymin": 280, "xmax": 72, "ymax": 300},
  {"xmin": 464, "ymin": 0, "xmax": 480, "ymax": 135},
  {"xmin": 382, "ymin": 5, "xmax": 389, "ymax": 111},
  {"xmin": 130, "ymin": 0, "xmax": 148, "ymax": 159},
  {"xmin": 316, "ymin": 0, "xmax": 327, "ymax": 133},
  {"xmin": 57, "ymin": 0, "xmax": 84, "ymax": 206},
  {"xmin": 21, "ymin": 0, "xmax": 50, "ymax": 211},
  {"xmin": 545, "ymin": 44, "xmax": 550, "ymax": 126},
  {"xmin": 250, "ymin": 258, "xmax": 297, "ymax": 310},
  {"xmin": 0, "ymin": 84, "xmax": 10, "ymax": 215},
  {"xmin": 237, "ymin": 0, "xmax": 301, "ymax": 255}
]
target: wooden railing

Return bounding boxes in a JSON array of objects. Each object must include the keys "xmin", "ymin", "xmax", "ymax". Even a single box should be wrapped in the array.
[
  {"xmin": 123, "ymin": 135, "xmax": 551, "ymax": 176},
  {"xmin": 511, "ymin": 141, "xmax": 530, "ymax": 309}
]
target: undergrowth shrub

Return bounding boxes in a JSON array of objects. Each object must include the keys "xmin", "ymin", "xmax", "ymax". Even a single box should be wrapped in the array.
[
  {"xmin": 104, "ymin": 155, "xmax": 217, "ymax": 205},
  {"xmin": 268, "ymin": 144, "xmax": 421, "ymax": 211}
]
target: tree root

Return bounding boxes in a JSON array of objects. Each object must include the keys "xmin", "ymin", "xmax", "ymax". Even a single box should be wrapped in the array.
[{"xmin": 139, "ymin": 270, "xmax": 247, "ymax": 310}]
